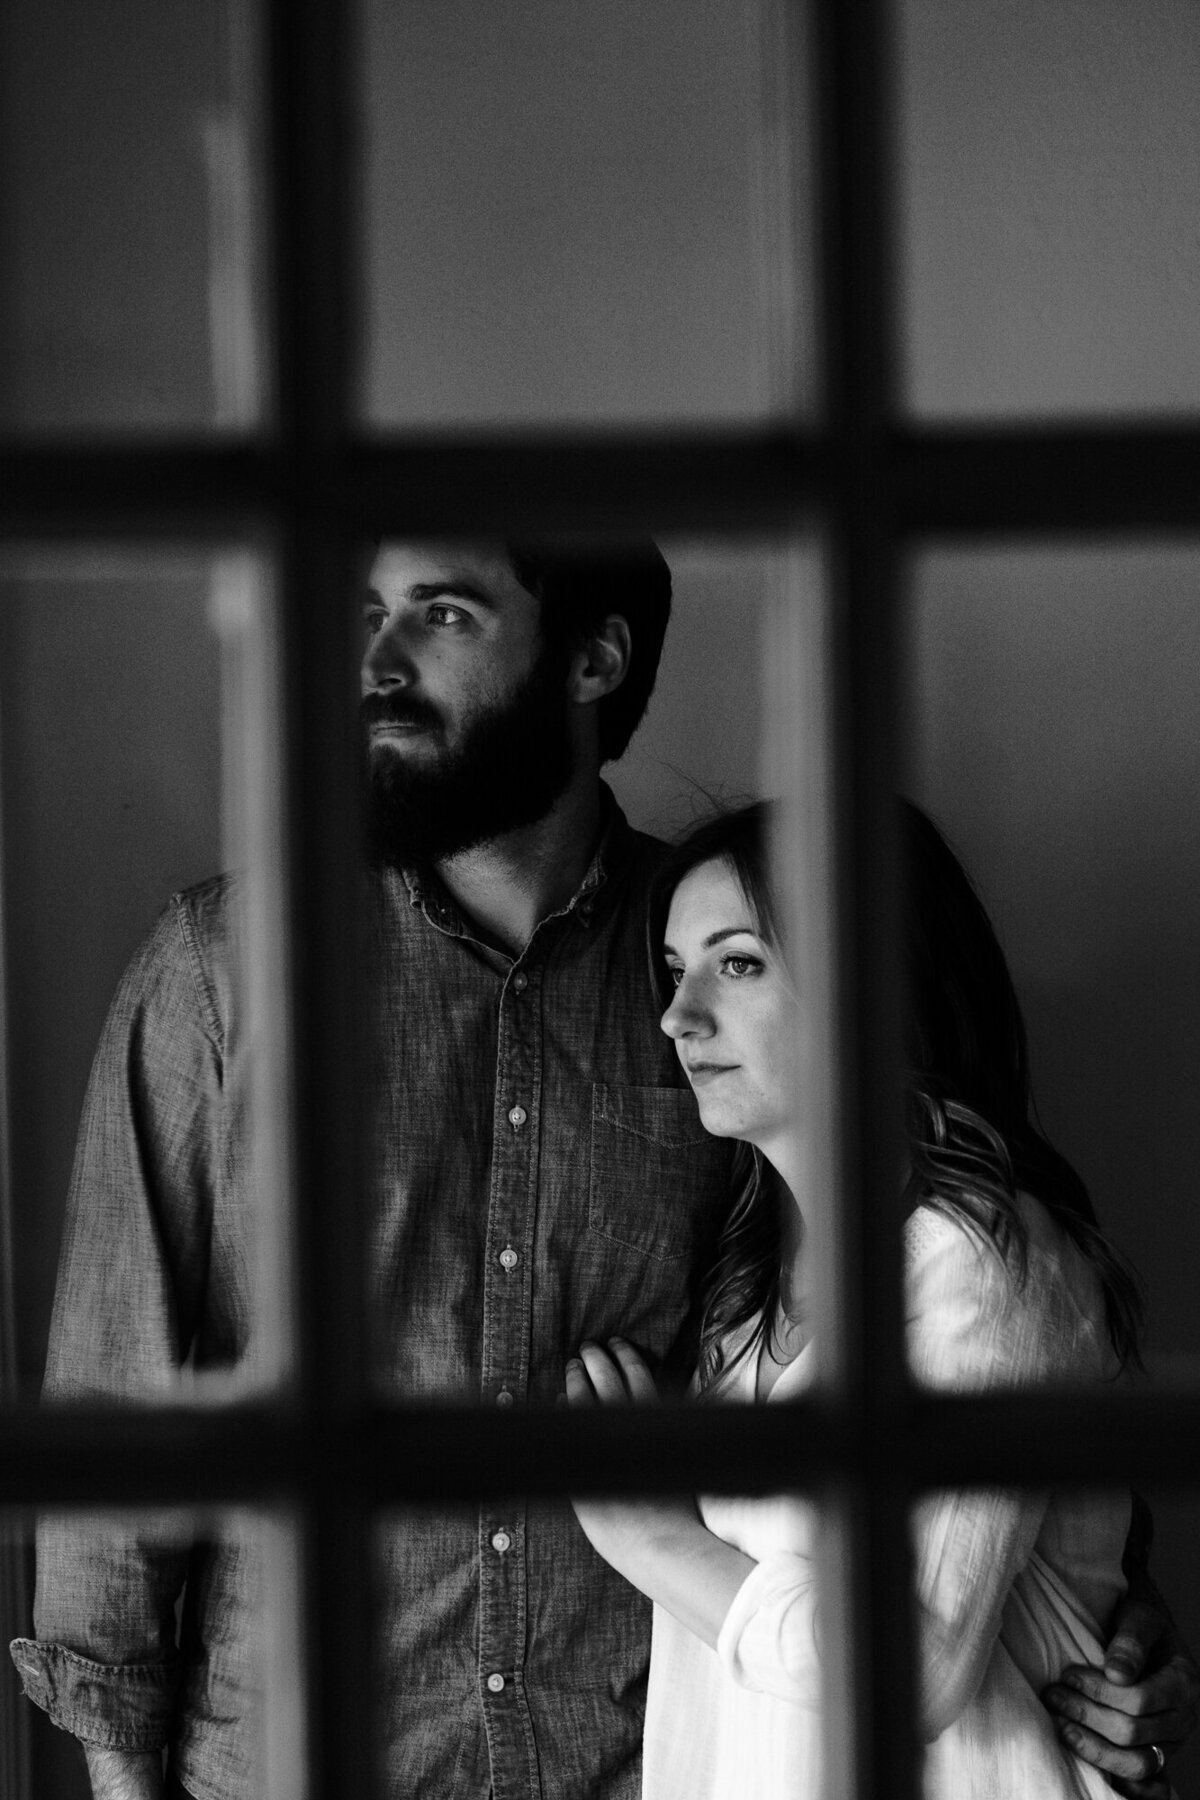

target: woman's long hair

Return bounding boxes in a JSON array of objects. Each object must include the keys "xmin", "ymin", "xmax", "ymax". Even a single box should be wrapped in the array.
[{"xmin": 650, "ymin": 801, "xmax": 1144, "ymax": 1386}]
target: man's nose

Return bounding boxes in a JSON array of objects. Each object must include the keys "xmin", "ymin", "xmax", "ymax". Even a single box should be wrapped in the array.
[{"xmin": 361, "ymin": 616, "xmax": 417, "ymax": 694}]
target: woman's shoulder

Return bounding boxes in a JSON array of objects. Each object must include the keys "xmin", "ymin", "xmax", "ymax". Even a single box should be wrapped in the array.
[{"xmin": 903, "ymin": 1195, "xmax": 1114, "ymax": 1388}]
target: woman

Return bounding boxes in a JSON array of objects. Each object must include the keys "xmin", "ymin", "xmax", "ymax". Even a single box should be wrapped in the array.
[{"xmin": 566, "ymin": 801, "xmax": 1144, "ymax": 1798}]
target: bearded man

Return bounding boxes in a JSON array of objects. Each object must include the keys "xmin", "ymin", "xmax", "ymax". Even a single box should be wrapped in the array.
[{"xmin": 12, "ymin": 543, "xmax": 1197, "ymax": 1799}]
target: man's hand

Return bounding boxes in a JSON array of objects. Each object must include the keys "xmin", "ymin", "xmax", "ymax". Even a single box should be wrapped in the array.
[
  {"xmin": 1043, "ymin": 1583, "xmax": 1200, "ymax": 1797},
  {"xmin": 83, "ymin": 1747, "xmax": 165, "ymax": 1800}
]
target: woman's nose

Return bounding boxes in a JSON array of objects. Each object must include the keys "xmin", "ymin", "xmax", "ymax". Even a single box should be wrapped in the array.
[{"xmin": 660, "ymin": 978, "xmax": 712, "ymax": 1040}]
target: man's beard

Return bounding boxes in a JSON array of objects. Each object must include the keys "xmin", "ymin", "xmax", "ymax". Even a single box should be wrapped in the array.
[{"xmin": 362, "ymin": 647, "xmax": 577, "ymax": 865}]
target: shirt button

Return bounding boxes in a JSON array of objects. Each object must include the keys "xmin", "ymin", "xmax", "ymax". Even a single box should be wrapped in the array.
[
  {"xmin": 491, "ymin": 1530, "xmax": 512, "ymax": 1554},
  {"xmin": 496, "ymin": 1388, "xmax": 515, "ymax": 1408},
  {"xmin": 511, "ymin": 971, "xmax": 528, "ymax": 993},
  {"xmin": 499, "ymin": 1245, "xmax": 519, "ymax": 1272},
  {"xmin": 508, "ymin": 1104, "xmax": 527, "ymax": 1130},
  {"xmin": 486, "ymin": 1672, "xmax": 506, "ymax": 1693}
]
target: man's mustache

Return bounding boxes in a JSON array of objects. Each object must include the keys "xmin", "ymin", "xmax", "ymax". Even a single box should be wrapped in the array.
[{"xmin": 361, "ymin": 691, "xmax": 444, "ymax": 734}]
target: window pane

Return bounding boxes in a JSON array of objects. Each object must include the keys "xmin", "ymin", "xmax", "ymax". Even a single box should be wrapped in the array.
[
  {"xmin": 908, "ymin": 545, "xmax": 1200, "ymax": 1382},
  {"xmin": 0, "ymin": 546, "xmax": 287, "ymax": 1406},
  {"xmin": 376, "ymin": 1480, "xmax": 838, "ymax": 1797},
  {"xmin": 908, "ymin": 1483, "xmax": 1137, "ymax": 1791},
  {"xmin": 0, "ymin": 0, "xmax": 265, "ymax": 434},
  {"xmin": 1139, "ymin": 1488, "xmax": 1200, "ymax": 1799},
  {"xmin": 895, "ymin": 0, "xmax": 1200, "ymax": 417},
  {"xmin": 4, "ymin": 1508, "xmax": 281, "ymax": 1800},
  {"xmin": 359, "ymin": 0, "xmax": 816, "ymax": 427},
  {"xmin": 360, "ymin": 533, "xmax": 783, "ymax": 1390}
]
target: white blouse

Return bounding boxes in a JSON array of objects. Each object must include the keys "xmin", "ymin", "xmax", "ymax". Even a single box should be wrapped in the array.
[{"xmin": 641, "ymin": 1196, "xmax": 1131, "ymax": 1799}]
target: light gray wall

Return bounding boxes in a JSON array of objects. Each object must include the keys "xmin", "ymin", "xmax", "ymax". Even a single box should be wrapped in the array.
[
  {"xmin": 361, "ymin": 0, "xmax": 784, "ymax": 426},
  {"xmin": 896, "ymin": 0, "xmax": 1200, "ymax": 418},
  {"xmin": 0, "ymin": 0, "xmax": 227, "ymax": 433}
]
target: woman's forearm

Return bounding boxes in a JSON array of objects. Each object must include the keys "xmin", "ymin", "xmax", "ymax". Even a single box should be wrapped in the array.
[{"xmin": 577, "ymin": 1494, "xmax": 755, "ymax": 1649}]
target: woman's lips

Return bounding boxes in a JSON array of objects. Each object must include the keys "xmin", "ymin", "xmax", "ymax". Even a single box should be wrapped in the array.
[{"xmin": 685, "ymin": 1062, "xmax": 739, "ymax": 1087}]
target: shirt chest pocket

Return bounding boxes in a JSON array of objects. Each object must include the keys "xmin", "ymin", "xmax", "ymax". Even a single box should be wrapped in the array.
[{"xmin": 588, "ymin": 1082, "xmax": 721, "ymax": 1264}]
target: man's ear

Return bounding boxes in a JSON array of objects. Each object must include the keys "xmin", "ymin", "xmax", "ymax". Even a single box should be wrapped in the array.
[{"xmin": 566, "ymin": 615, "xmax": 632, "ymax": 705}]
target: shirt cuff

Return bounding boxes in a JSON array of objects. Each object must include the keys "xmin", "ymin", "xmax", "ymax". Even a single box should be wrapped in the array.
[
  {"xmin": 716, "ymin": 1552, "xmax": 821, "ymax": 1705},
  {"xmin": 9, "ymin": 1638, "xmax": 179, "ymax": 1749}
]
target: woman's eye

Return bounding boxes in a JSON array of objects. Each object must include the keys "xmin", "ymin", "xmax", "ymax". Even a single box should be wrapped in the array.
[
  {"xmin": 722, "ymin": 955, "xmax": 761, "ymax": 978},
  {"xmin": 362, "ymin": 608, "xmax": 387, "ymax": 638},
  {"xmin": 665, "ymin": 965, "xmax": 684, "ymax": 988}
]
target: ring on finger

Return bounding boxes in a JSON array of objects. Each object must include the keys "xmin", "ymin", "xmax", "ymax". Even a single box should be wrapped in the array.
[{"xmin": 1149, "ymin": 1743, "xmax": 1167, "ymax": 1777}]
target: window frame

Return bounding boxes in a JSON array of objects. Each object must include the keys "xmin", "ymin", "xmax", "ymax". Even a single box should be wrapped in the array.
[{"xmin": 4, "ymin": 2, "xmax": 1200, "ymax": 1797}]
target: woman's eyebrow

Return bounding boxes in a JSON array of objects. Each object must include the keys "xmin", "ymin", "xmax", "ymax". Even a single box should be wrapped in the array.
[
  {"xmin": 661, "ymin": 927, "xmax": 758, "ymax": 960},
  {"xmin": 703, "ymin": 926, "xmax": 757, "ymax": 948}
]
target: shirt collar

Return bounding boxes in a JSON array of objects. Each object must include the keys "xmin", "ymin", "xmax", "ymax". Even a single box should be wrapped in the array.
[{"xmin": 397, "ymin": 781, "xmax": 635, "ymax": 936}]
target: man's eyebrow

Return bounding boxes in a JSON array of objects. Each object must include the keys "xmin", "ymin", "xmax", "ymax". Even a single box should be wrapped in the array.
[
  {"xmin": 408, "ymin": 580, "xmax": 499, "ymax": 611},
  {"xmin": 661, "ymin": 926, "xmax": 758, "ymax": 958}
]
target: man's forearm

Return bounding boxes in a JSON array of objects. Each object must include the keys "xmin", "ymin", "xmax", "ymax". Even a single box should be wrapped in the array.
[{"xmin": 84, "ymin": 1747, "xmax": 164, "ymax": 1800}]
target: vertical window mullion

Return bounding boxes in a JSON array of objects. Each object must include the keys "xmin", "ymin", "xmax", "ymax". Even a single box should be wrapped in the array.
[
  {"xmin": 811, "ymin": 1, "xmax": 917, "ymax": 1795},
  {"xmin": 263, "ymin": 3, "xmax": 373, "ymax": 1797}
]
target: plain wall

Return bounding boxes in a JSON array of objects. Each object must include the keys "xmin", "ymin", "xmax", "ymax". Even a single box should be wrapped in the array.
[{"xmin": 4, "ymin": 2, "xmax": 1200, "ymax": 1796}]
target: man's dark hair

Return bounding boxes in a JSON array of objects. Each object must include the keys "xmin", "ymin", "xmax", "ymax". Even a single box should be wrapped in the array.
[{"xmin": 505, "ymin": 541, "xmax": 672, "ymax": 763}]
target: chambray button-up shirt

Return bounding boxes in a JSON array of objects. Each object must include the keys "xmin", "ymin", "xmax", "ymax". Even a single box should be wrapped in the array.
[{"xmin": 12, "ymin": 794, "xmax": 734, "ymax": 1800}]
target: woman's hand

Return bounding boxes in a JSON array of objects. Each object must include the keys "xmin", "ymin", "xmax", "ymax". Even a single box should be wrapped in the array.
[
  {"xmin": 566, "ymin": 1336, "xmax": 658, "ymax": 1405},
  {"xmin": 565, "ymin": 1337, "xmax": 755, "ymax": 1648},
  {"xmin": 565, "ymin": 1338, "xmax": 700, "ymax": 1567}
]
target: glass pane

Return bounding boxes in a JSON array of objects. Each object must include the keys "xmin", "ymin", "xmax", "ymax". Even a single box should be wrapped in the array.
[
  {"xmin": 908, "ymin": 1483, "xmax": 1152, "ymax": 1793},
  {"xmin": 1139, "ymin": 1487, "xmax": 1200, "ymax": 1799},
  {"xmin": 359, "ymin": 534, "xmax": 783, "ymax": 1392},
  {"xmin": 359, "ymin": 0, "xmax": 816, "ymax": 427},
  {"xmin": 896, "ymin": 0, "xmax": 1200, "ymax": 417},
  {"xmin": 378, "ymin": 1469, "xmax": 832, "ymax": 1797},
  {"xmin": 4, "ymin": 1508, "xmax": 283, "ymax": 1800},
  {"xmin": 0, "ymin": 547, "xmax": 288, "ymax": 1406},
  {"xmin": 908, "ymin": 545, "xmax": 1200, "ymax": 1382},
  {"xmin": 0, "ymin": 0, "xmax": 265, "ymax": 434}
]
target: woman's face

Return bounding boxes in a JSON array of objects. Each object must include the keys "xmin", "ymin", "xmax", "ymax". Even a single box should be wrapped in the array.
[{"xmin": 660, "ymin": 857, "xmax": 801, "ymax": 1157}]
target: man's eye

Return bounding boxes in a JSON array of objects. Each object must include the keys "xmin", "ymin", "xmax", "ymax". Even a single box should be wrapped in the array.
[
  {"xmin": 427, "ymin": 603, "xmax": 467, "ymax": 628},
  {"xmin": 362, "ymin": 609, "xmax": 387, "ymax": 638}
]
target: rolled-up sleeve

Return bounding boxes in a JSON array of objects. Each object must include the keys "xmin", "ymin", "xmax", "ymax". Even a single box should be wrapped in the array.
[
  {"xmin": 716, "ymin": 1550, "xmax": 821, "ymax": 1706},
  {"xmin": 10, "ymin": 893, "xmax": 226, "ymax": 1744}
]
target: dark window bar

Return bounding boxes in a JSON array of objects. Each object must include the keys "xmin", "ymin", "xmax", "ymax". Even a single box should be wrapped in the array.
[
  {"xmin": 262, "ymin": 0, "xmax": 373, "ymax": 1796},
  {"xmin": 3, "ymin": 426, "xmax": 1200, "ymax": 539},
  {"xmin": 812, "ymin": 0, "xmax": 915, "ymax": 1790},
  {"xmin": 5, "ymin": 1390, "xmax": 1200, "ymax": 1510}
]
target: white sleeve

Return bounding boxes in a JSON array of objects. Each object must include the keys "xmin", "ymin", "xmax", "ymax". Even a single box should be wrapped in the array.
[
  {"xmin": 907, "ymin": 1208, "xmax": 1076, "ymax": 1738},
  {"xmin": 716, "ymin": 1548, "xmax": 821, "ymax": 1706},
  {"xmin": 716, "ymin": 1208, "xmax": 1094, "ymax": 1726}
]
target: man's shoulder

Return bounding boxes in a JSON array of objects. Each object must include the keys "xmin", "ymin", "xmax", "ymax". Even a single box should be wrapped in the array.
[
  {"xmin": 120, "ymin": 872, "xmax": 240, "ymax": 1006},
  {"xmin": 168, "ymin": 870, "xmax": 239, "ymax": 935}
]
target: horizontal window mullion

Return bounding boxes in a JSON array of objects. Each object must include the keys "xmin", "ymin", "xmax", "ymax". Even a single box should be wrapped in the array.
[
  {"xmin": 3, "ymin": 1391, "xmax": 1200, "ymax": 1506},
  {"xmin": 4, "ymin": 428, "xmax": 1200, "ymax": 540},
  {"xmin": 896, "ymin": 425, "xmax": 1200, "ymax": 534}
]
